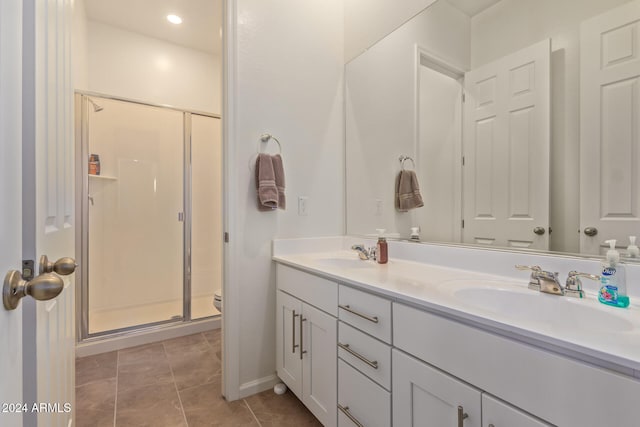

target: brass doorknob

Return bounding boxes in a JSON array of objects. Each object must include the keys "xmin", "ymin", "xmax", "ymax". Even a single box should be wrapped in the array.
[
  {"xmin": 39, "ymin": 255, "xmax": 77, "ymax": 275},
  {"xmin": 3, "ymin": 270, "xmax": 64, "ymax": 310},
  {"xmin": 533, "ymin": 226, "xmax": 546, "ymax": 235}
]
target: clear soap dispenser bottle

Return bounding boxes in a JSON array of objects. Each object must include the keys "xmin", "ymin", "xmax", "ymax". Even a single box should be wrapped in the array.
[
  {"xmin": 598, "ymin": 239, "xmax": 629, "ymax": 308},
  {"xmin": 376, "ymin": 229, "xmax": 388, "ymax": 264},
  {"xmin": 627, "ymin": 236, "xmax": 639, "ymax": 258}
]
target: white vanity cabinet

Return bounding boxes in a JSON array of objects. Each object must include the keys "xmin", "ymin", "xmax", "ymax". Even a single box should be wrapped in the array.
[
  {"xmin": 276, "ymin": 265, "xmax": 338, "ymax": 427},
  {"xmin": 393, "ymin": 349, "xmax": 482, "ymax": 426},
  {"xmin": 482, "ymin": 394, "xmax": 551, "ymax": 427},
  {"xmin": 337, "ymin": 285, "xmax": 392, "ymax": 427}
]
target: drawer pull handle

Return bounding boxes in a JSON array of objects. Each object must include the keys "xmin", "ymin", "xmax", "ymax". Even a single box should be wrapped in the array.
[
  {"xmin": 338, "ymin": 342, "xmax": 378, "ymax": 369},
  {"xmin": 338, "ymin": 404, "xmax": 365, "ymax": 427},
  {"xmin": 457, "ymin": 405, "xmax": 468, "ymax": 427},
  {"xmin": 339, "ymin": 304, "xmax": 379, "ymax": 324},
  {"xmin": 292, "ymin": 310, "xmax": 299, "ymax": 354}
]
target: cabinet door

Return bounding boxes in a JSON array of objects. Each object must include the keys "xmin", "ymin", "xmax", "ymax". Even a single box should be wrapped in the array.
[
  {"xmin": 276, "ymin": 291, "xmax": 303, "ymax": 397},
  {"xmin": 393, "ymin": 349, "xmax": 481, "ymax": 427},
  {"xmin": 482, "ymin": 394, "xmax": 551, "ymax": 427},
  {"xmin": 302, "ymin": 303, "xmax": 338, "ymax": 427}
]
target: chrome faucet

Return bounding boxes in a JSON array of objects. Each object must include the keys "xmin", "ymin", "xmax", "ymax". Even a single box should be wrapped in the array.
[
  {"xmin": 515, "ymin": 265, "xmax": 564, "ymax": 295},
  {"xmin": 565, "ymin": 271, "xmax": 602, "ymax": 299},
  {"xmin": 351, "ymin": 244, "xmax": 376, "ymax": 261}
]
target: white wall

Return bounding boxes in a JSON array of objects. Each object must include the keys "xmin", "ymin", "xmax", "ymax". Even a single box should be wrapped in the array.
[
  {"xmin": 344, "ymin": 0, "xmax": 438, "ymax": 62},
  {"xmin": 226, "ymin": 0, "xmax": 344, "ymax": 398},
  {"xmin": 86, "ymin": 21, "xmax": 221, "ymax": 114},
  {"xmin": 345, "ymin": 0, "xmax": 469, "ymax": 238},
  {"xmin": 471, "ymin": 0, "xmax": 632, "ymax": 253},
  {"xmin": 72, "ymin": 0, "xmax": 88, "ymax": 90}
]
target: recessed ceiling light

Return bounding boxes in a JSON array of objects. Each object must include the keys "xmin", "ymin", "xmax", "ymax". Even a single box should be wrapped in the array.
[{"xmin": 167, "ymin": 14, "xmax": 183, "ymax": 25}]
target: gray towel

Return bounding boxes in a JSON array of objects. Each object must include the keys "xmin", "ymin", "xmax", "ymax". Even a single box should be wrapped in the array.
[
  {"xmin": 272, "ymin": 154, "xmax": 286, "ymax": 210},
  {"xmin": 396, "ymin": 170, "xmax": 424, "ymax": 211},
  {"xmin": 256, "ymin": 154, "xmax": 278, "ymax": 211}
]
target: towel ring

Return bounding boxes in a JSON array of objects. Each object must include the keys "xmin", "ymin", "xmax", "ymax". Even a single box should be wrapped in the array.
[
  {"xmin": 399, "ymin": 155, "xmax": 415, "ymax": 171},
  {"xmin": 259, "ymin": 133, "xmax": 282, "ymax": 154}
]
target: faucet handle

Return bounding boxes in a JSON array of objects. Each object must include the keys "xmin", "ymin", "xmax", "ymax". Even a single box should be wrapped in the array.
[
  {"xmin": 515, "ymin": 265, "xmax": 542, "ymax": 273},
  {"xmin": 515, "ymin": 265, "xmax": 543, "ymax": 290},
  {"xmin": 565, "ymin": 271, "xmax": 601, "ymax": 299}
]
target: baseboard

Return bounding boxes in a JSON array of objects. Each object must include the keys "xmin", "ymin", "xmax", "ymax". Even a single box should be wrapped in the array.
[
  {"xmin": 237, "ymin": 374, "xmax": 280, "ymax": 399},
  {"xmin": 76, "ymin": 317, "xmax": 221, "ymax": 357}
]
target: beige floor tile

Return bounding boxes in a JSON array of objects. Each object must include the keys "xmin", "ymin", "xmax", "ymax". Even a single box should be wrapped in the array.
[
  {"xmin": 180, "ymin": 379, "xmax": 258, "ymax": 427},
  {"xmin": 163, "ymin": 333, "xmax": 211, "ymax": 357},
  {"xmin": 75, "ymin": 378, "xmax": 116, "ymax": 427},
  {"xmin": 245, "ymin": 389, "xmax": 322, "ymax": 427},
  {"xmin": 117, "ymin": 343, "xmax": 174, "ymax": 392},
  {"xmin": 76, "ymin": 351, "xmax": 118, "ymax": 387},
  {"xmin": 168, "ymin": 349, "xmax": 221, "ymax": 391},
  {"xmin": 116, "ymin": 382, "xmax": 186, "ymax": 427}
]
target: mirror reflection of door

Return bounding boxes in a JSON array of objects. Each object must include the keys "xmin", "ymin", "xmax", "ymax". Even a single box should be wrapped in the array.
[
  {"xmin": 463, "ymin": 39, "xmax": 551, "ymax": 250},
  {"xmin": 418, "ymin": 51, "xmax": 463, "ymax": 243},
  {"xmin": 580, "ymin": 0, "xmax": 640, "ymax": 255},
  {"xmin": 418, "ymin": 40, "xmax": 551, "ymax": 250}
]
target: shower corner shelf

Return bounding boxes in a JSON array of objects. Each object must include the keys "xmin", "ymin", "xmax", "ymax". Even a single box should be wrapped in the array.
[{"xmin": 88, "ymin": 174, "xmax": 117, "ymax": 181}]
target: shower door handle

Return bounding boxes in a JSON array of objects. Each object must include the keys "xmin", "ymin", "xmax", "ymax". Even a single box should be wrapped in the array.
[{"xmin": 39, "ymin": 255, "xmax": 77, "ymax": 276}]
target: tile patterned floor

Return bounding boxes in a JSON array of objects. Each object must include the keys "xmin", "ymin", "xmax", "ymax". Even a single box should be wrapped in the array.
[{"xmin": 75, "ymin": 330, "xmax": 321, "ymax": 427}]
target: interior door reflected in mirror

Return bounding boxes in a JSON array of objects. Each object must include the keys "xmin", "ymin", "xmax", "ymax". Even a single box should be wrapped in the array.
[{"xmin": 345, "ymin": 0, "xmax": 640, "ymax": 259}]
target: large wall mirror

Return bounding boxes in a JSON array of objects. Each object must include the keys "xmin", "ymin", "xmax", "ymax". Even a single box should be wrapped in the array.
[{"xmin": 346, "ymin": 0, "xmax": 640, "ymax": 260}]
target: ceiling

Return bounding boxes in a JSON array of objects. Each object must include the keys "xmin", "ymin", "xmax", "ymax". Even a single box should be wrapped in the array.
[
  {"xmin": 84, "ymin": 0, "xmax": 223, "ymax": 55},
  {"xmin": 446, "ymin": 0, "xmax": 502, "ymax": 16}
]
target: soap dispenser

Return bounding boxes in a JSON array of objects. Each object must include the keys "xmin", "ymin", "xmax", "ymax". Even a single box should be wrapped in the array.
[
  {"xmin": 598, "ymin": 239, "xmax": 629, "ymax": 308},
  {"xmin": 376, "ymin": 229, "xmax": 388, "ymax": 264},
  {"xmin": 627, "ymin": 236, "xmax": 639, "ymax": 258}
]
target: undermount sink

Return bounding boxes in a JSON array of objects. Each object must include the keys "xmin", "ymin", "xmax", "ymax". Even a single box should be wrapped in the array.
[{"xmin": 440, "ymin": 280, "xmax": 635, "ymax": 333}]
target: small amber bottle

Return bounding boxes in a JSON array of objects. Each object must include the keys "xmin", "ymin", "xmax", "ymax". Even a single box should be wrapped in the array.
[{"xmin": 376, "ymin": 229, "xmax": 388, "ymax": 264}]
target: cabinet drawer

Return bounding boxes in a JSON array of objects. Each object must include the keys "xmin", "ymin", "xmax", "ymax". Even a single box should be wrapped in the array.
[
  {"xmin": 338, "ymin": 322, "xmax": 391, "ymax": 390},
  {"xmin": 338, "ymin": 359, "xmax": 390, "ymax": 427},
  {"xmin": 277, "ymin": 264, "xmax": 338, "ymax": 316},
  {"xmin": 338, "ymin": 285, "xmax": 391, "ymax": 343},
  {"xmin": 482, "ymin": 394, "xmax": 552, "ymax": 427}
]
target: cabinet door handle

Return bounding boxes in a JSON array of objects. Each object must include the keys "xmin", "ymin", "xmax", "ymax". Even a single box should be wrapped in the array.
[
  {"xmin": 338, "ymin": 342, "xmax": 378, "ymax": 369},
  {"xmin": 338, "ymin": 304, "xmax": 379, "ymax": 324},
  {"xmin": 338, "ymin": 404, "xmax": 365, "ymax": 427},
  {"xmin": 488, "ymin": 425, "xmax": 495, "ymax": 427},
  {"xmin": 299, "ymin": 315, "xmax": 307, "ymax": 360},
  {"xmin": 292, "ymin": 310, "xmax": 299, "ymax": 354},
  {"xmin": 457, "ymin": 405, "xmax": 468, "ymax": 427}
]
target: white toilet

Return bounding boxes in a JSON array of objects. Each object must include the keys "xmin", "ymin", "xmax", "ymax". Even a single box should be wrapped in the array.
[{"xmin": 213, "ymin": 289, "xmax": 222, "ymax": 313}]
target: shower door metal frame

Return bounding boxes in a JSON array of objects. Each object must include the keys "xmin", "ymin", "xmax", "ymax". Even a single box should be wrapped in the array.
[{"xmin": 76, "ymin": 91, "xmax": 221, "ymax": 342}]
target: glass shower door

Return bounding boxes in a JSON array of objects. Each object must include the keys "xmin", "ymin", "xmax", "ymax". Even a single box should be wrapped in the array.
[{"xmin": 86, "ymin": 96, "xmax": 184, "ymax": 334}]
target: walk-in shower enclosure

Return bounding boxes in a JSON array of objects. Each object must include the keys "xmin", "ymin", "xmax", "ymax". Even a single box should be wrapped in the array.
[{"xmin": 75, "ymin": 93, "xmax": 222, "ymax": 339}]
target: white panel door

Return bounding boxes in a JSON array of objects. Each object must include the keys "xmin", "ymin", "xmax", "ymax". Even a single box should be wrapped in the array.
[
  {"xmin": 0, "ymin": 0, "xmax": 24, "ymax": 426},
  {"xmin": 22, "ymin": 0, "xmax": 75, "ymax": 426},
  {"xmin": 580, "ymin": 0, "xmax": 640, "ymax": 254},
  {"xmin": 392, "ymin": 349, "xmax": 481, "ymax": 427},
  {"xmin": 302, "ymin": 303, "xmax": 337, "ymax": 427},
  {"xmin": 463, "ymin": 39, "xmax": 551, "ymax": 250}
]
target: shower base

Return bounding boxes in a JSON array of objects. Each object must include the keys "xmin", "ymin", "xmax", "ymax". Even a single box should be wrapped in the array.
[{"xmin": 89, "ymin": 294, "xmax": 219, "ymax": 334}]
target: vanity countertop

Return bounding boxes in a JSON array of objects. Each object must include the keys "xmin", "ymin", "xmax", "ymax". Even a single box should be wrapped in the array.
[{"xmin": 273, "ymin": 248, "xmax": 640, "ymax": 376}]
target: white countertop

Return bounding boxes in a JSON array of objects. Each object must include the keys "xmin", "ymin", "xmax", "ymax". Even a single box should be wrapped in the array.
[{"xmin": 273, "ymin": 240, "xmax": 640, "ymax": 377}]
